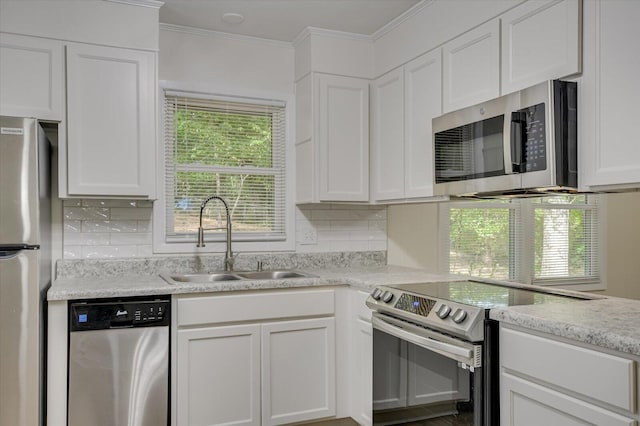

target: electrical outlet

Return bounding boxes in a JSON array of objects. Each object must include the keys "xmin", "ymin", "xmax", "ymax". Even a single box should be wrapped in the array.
[{"xmin": 299, "ymin": 228, "xmax": 317, "ymax": 245}]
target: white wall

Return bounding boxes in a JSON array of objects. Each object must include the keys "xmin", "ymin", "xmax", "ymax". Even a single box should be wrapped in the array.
[
  {"xmin": 159, "ymin": 25, "xmax": 294, "ymax": 96},
  {"xmin": 597, "ymin": 192, "xmax": 640, "ymax": 299},
  {"xmin": 387, "ymin": 203, "xmax": 440, "ymax": 271}
]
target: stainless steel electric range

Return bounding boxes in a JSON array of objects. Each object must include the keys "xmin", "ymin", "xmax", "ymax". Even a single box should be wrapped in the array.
[{"xmin": 366, "ymin": 280, "xmax": 588, "ymax": 426}]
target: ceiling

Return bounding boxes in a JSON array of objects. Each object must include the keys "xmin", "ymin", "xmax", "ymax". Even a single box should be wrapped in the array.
[{"xmin": 159, "ymin": 0, "xmax": 422, "ymax": 42}]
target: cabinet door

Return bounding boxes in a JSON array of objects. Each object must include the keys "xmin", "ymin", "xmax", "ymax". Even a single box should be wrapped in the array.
[
  {"xmin": 66, "ymin": 44, "xmax": 155, "ymax": 197},
  {"xmin": 501, "ymin": 372, "xmax": 636, "ymax": 426},
  {"xmin": 501, "ymin": 0, "xmax": 581, "ymax": 94},
  {"xmin": 352, "ymin": 317, "xmax": 372, "ymax": 426},
  {"xmin": 317, "ymin": 74, "xmax": 369, "ymax": 202},
  {"xmin": 0, "ymin": 33, "xmax": 64, "ymax": 121},
  {"xmin": 261, "ymin": 317, "xmax": 336, "ymax": 425},
  {"xmin": 443, "ymin": 20, "xmax": 500, "ymax": 113},
  {"xmin": 371, "ymin": 68, "xmax": 405, "ymax": 201},
  {"xmin": 581, "ymin": 0, "xmax": 640, "ymax": 189},
  {"xmin": 404, "ymin": 50, "xmax": 442, "ymax": 198},
  {"xmin": 176, "ymin": 324, "xmax": 261, "ymax": 426}
]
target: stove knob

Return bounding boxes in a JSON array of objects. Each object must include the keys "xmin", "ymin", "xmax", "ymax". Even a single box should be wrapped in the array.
[
  {"xmin": 371, "ymin": 288, "xmax": 384, "ymax": 300},
  {"xmin": 381, "ymin": 291, "xmax": 394, "ymax": 303},
  {"xmin": 436, "ymin": 304, "xmax": 451, "ymax": 319},
  {"xmin": 452, "ymin": 308, "xmax": 467, "ymax": 324}
]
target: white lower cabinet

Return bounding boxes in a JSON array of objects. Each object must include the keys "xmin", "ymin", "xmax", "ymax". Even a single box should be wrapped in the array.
[
  {"xmin": 176, "ymin": 324, "xmax": 261, "ymax": 426},
  {"xmin": 350, "ymin": 289, "xmax": 373, "ymax": 426},
  {"xmin": 501, "ymin": 372, "xmax": 635, "ymax": 426},
  {"xmin": 174, "ymin": 290, "xmax": 336, "ymax": 426},
  {"xmin": 500, "ymin": 324, "xmax": 638, "ymax": 426},
  {"xmin": 352, "ymin": 317, "xmax": 372, "ymax": 426},
  {"xmin": 262, "ymin": 318, "xmax": 336, "ymax": 425}
]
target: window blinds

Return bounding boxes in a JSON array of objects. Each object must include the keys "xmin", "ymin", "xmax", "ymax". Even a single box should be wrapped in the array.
[
  {"xmin": 163, "ymin": 92, "xmax": 286, "ymax": 243},
  {"xmin": 531, "ymin": 195, "xmax": 600, "ymax": 285},
  {"xmin": 445, "ymin": 195, "xmax": 600, "ymax": 286}
]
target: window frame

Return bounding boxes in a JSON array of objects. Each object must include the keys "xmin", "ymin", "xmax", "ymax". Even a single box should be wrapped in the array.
[
  {"xmin": 153, "ymin": 85, "xmax": 296, "ymax": 254},
  {"xmin": 439, "ymin": 196, "xmax": 607, "ymax": 291}
]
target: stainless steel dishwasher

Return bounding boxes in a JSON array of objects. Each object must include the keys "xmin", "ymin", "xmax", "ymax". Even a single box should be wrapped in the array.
[{"xmin": 68, "ymin": 296, "xmax": 170, "ymax": 426}]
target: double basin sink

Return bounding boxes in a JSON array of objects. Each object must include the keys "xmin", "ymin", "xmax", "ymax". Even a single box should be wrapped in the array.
[{"xmin": 165, "ymin": 270, "xmax": 315, "ymax": 284}]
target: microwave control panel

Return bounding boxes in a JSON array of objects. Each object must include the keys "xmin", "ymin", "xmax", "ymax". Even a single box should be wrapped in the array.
[{"xmin": 517, "ymin": 102, "xmax": 546, "ymax": 172}]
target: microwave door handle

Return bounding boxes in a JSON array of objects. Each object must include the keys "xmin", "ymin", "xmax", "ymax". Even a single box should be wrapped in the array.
[
  {"xmin": 511, "ymin": 111, "xmax": 527, "ymax": 173},
  {"xmin": 503, "ymin": 115, "xmax": 513, "ymax": 175}
]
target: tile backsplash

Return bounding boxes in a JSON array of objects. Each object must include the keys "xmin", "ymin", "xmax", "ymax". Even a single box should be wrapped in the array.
[
  {"xmin": 62, "ymin": 200, "xmax": 153, "ymax": 259},
  {"xmin": 62, "ymin": 200, "xmax": 387, "ymax": 259}
]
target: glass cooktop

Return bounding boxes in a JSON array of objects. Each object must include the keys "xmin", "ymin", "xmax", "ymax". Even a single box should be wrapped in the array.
[{"xmin": 390, "ymin": 280, "xmax": 588, "ymax": 309}]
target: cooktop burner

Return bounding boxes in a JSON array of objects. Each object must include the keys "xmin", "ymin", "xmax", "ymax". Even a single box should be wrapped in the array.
[{"xmin": 366, "ymin": 279, "xmax": 589, "ymax": 342}]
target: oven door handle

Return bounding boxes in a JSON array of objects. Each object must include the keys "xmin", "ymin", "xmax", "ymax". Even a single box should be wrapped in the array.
[{"xmin": 372, "ymin": 315, "xmax": 480, "ymax": 367}]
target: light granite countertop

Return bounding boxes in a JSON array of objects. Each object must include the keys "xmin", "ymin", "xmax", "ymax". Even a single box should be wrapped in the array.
[
  {"xmin": 490, "ymin": 298, "xmax": 640, "ymax": 357},
  {"xmin": 47, "ymin": 265, "xmax": 454, "ymax": 301},
  {"xmin": 48, "ymin": 252, "xmax": 640, "ymax": 357}
]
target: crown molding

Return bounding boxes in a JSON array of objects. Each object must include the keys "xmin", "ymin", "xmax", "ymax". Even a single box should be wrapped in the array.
[
  {"xmin": 104, "ymin": 0, "xmax": 164, "ymax": 9},
  {"xmin": 292, "ymin": 26, "xmax": 374, "ymax": 48},
  {"xmin": 372, "ymin": 0, "xmax": 435, "ymax": 41},
  {"xmin": 159, "ymin": 23, "xmax": 294, "ymax": 49}
]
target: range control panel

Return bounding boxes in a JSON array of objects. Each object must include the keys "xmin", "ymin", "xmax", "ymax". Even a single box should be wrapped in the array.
[
  {"xmin": 366, "ymin": 286, "xmax": 486, "ymax": 342},
  {"xmin": 70, "ymin": 297, "xmax": 170, "ymax": 331}
]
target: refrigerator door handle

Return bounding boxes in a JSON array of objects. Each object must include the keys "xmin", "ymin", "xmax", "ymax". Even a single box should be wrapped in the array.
[{"xmin": 0, "ymin": 250, "xmax": 23, "ymax": 260}]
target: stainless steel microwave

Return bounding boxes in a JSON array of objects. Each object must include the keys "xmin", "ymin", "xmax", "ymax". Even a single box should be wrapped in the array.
[{"xmin": 433, "ymin": 80, "xmax": 577, "ymax": 197}]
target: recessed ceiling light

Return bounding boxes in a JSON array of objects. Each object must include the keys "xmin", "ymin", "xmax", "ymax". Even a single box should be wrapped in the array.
[{"xmin": 222, "ymin": 12, "xmax": 245, "ymax": 24}]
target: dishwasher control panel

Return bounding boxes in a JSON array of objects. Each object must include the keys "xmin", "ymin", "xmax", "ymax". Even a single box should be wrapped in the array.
[{"xmin": 70, "ymin": 297, "xmax": 170, "ymax": 331}]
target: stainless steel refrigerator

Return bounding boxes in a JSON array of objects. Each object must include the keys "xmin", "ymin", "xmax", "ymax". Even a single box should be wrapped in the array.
[{"xmin": 0, "ymin": 116, "xmax": 51, "ymax": 426}]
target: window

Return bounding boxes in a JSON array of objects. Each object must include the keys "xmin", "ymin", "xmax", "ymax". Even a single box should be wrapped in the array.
[
  {"xmin": 156, "ymin": 91, "xmax": 290, "ymax": 252},
  {"xmin": 441, "ymin": 195, "xmax": 603, "ymax": 290}
]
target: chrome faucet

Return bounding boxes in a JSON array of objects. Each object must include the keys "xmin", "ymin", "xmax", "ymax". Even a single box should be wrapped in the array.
[{"xmin": 197, "ymin": 195, "xmax": 235, "ymax": 271}]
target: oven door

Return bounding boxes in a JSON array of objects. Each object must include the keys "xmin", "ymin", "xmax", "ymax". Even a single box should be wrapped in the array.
[{"xmin": 372, "ymin": 313, "xmax": 483, "ymax": 426}]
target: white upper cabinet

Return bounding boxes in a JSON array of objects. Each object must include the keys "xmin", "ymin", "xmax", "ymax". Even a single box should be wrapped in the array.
[
  {"xmin": 296, "ymin": 73, "xmax": 370, "ymax": 203},
  {"xmin": 442, "ymin": 20, "xmax": 500, "ymax": 113},
  {"xmin": 501, "ymin": 0, "xmax": 582, "ymax": 95},
  {"xmin": 0, "ymin": 33, "xmax": 64, "ymax": 121},
  {"xmin": 371, "ymin": 68, "xmax": 405, "ymax": 201},
  {"xmin": 580, "ymin": 0, "xmax": 640, "ymax": 190},
  {"xmin": 317, "ymin": 74, "xmax": 370, "ymax": 202},
  {"xmin": 404, "ymin": 51, "xmax": 442, "ymax": 198},
  {"xmin": 65, "ymin": 44, "xmax": 156, "ymax": 198},
  {"xmin": 370, "ymin": 50, "xmax": 443, "ymax": 202}
]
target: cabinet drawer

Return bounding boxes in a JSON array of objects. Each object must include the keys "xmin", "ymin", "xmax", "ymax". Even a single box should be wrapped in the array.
[
  {"xmin": 501, "ymin": 327, "xmax": 636, "ymax": 412},
  {"xmin": 501, "ymin": 372, "xmax": 636, "ymax": 426},
  {"xmin": 177, "ymin": 289, "xmax": 335, "ymax": 326}
]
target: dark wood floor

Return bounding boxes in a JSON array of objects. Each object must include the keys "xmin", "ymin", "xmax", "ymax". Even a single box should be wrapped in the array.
[{"xmin": 295, "ymin": 418, "xmax": 359, "ymax": 426}]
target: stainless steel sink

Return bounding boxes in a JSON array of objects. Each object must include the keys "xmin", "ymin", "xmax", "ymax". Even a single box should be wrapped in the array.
[
  {"xmin": 236, "ymin": 270, "xmax": 315, "ymax": 280},
  {"xmin": 161, "ymin": 270, "xmax": 316, "ymax": 284},
  {"xmin": 167, "ymin": 273, "xmax": 243, "ymax": 282}
]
